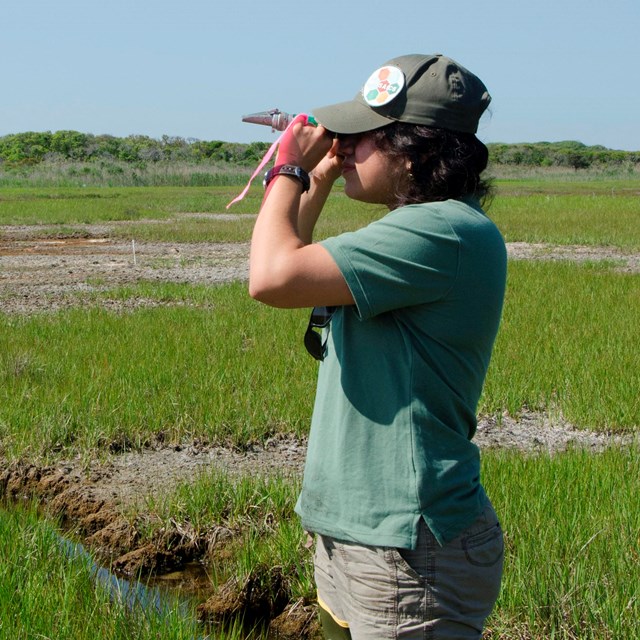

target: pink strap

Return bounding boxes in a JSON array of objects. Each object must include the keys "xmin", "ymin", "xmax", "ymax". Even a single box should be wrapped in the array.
[{"xmin": 226, "ymin": 114, "xmax": 309, "ymax": 209}]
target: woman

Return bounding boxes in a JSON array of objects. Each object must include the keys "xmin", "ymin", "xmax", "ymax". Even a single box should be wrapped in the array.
[{"xmin": 249, "ymin": 53, "xmax": 506, "ymax": 639}]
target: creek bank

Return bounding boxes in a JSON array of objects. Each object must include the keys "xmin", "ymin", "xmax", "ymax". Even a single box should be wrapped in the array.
[
  {"xmin": 0, "ymin": 432, "xmax": 317, "ymax": 636},
  {"xmin": 1, "ymin": 413, "xmax": 634, "ymax": 637}
]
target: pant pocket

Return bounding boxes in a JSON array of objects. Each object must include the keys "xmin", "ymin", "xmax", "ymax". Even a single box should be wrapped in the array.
[{"xmin": 462, "ymin": 521, "xmax": 504, "ymax": 567}]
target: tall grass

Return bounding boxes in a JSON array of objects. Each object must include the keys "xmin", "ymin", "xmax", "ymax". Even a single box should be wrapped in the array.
[
  {"xmin": 1, "ymin": 258, "xmax": 638, "ymax": 460},
  {"xmin": 488, "ymin": 192, "xmax": 640, "ymax": 248},
  {"xmin": 482, "ymin": 260, "xmax": 640, "ymax": 429},
  {"xmin": 1, "ymin": 158, "xmax": 637, "ymax": 189},
  {"xmin": 0, "ymin": 503, "xmax": 203, "ymax": 639},
  {"xmin": 0, "ymin": 159, "xmax": 253, "ymax": 189},
  {"xmin": 487, "ymin": 163, "xmax": 640, "ymax": 183},
  {"xmin": 483, "ymin": 446, "xmax": 639, "ymax": 639}
]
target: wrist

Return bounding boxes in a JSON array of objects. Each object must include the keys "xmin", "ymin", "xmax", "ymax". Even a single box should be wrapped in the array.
[{"xmin": 264, "ymin": 164, "xmax": 311, "ymax": 193}]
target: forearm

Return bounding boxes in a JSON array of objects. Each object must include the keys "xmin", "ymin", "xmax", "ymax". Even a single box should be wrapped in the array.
[
  {"xmin": 249, "ymin": 173, "xmax": 352, "ymax": 308},
  {"xmin": 248, "ymin": 123, "xmax": 352, "ymax": 308},
  {"xmin": 249, "ymin": 175, "xmax": 307, "ymax": 303},
  {"xmin": 297, "ymin": 172, "xmax": 336, "ymax": 244},
  {"xmin": 249, "ymin": 170, "xmax": 334, "ymax": 286}
]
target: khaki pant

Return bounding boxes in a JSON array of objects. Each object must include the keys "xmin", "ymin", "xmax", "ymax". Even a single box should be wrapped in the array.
[{"xmin": 314, "ymin": 502, "xmax": 504, "ymax": 639}]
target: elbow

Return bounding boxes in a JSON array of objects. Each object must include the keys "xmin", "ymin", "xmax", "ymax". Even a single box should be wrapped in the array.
[
  {"xmin": 249, "ymin": 246, "xmax": 309, "ymax": 307},
  {"xmin": 248, "ymin": 273, "xmax": 268, "ymax": 303},
  {"xmin": 248, "ymin": 267, "xmax": 291, "ymax": 307},
  {"xmin": 248, "ymin": 278, "xmax": 272, "ymax": 304}
]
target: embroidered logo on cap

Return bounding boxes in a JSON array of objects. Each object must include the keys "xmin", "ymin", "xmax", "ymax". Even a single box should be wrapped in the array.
[{"xmin": 362, "ymin": 65, "xmax": 405, "ymax": 107}]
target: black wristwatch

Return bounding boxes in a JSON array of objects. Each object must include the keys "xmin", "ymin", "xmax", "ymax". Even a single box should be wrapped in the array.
[{"xmin": 263, "ymin": 164, "xmax": 311, "ymax": 192}]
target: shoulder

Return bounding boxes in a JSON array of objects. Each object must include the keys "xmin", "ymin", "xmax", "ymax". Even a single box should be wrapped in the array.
[
  {"xmin": 380, "ymin": 198, "xmax": 487, "ymax": 226},
  {"xmin": 380, "ymin": 198, "xmax": 495, "ymax": 239}
]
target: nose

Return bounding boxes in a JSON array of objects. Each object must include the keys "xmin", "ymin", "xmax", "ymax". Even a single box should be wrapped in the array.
[{"xmin": 336, "ymin": 134, "xmax": 357, "ymax": 156}]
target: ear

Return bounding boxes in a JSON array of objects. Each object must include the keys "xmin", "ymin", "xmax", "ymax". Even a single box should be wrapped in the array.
[{"xmin": 405, "ymin": 160, "xmax": 414, "ymax": 180}]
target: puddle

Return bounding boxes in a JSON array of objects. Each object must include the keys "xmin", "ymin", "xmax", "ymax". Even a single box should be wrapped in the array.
[
  {"xmin": 57, "ymin": 533, "xmax": 214, "ymax": 637},
  {"xmin": 57, "ymin": 536, "xmax": 295, "ymax": 639},
  {"xmin": 148, "ymin": 561, "xmax": 214, "ymax": 596}
]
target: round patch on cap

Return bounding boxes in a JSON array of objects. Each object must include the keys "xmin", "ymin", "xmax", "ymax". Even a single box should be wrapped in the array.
[{"xmin": 362, "ymin": 65, "xmax": 405, "ymax": 107}]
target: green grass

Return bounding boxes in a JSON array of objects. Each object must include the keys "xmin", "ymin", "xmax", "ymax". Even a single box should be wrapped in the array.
[
  {"xmin": 0, "ymin": 282, "xmax": 318, "ymax": 459},
  {"xmin": 151, "ymin": 470, "xmax": 315, "ymax": 600},
  {"xmin": 151, "ymin": 467, "xmax": 300, "ymax": 533},
  {"xmin": 112, "ymin": 213, "xmax": 259, "ymax": 243},
  {"xmin": 483, "ymin": 446, "xmax": 639, "ymax": 639},
  {"xmin": 3, "ymin": 445, "xmax": 638, "ymax": 639},
  {"xmin": 1, "ymin": 176, "xmax": 639, "ymax": 638},
  {"xmin": 0, "ymin": 183, "xmax": 382, "ymax": 242},
  {"xmin": 0, "ymin": 504, "xmax": 203, "ymax": 640},
  {"xmin": 2, "ymin": 180, "xmax": 639, "ymax": 248},
  {"xmin": 0, "ymin": 159, "xmax": 255, "ymax": 189},
  {"xmin": 0, "ymin": 185, "xmax": 268, "ymax": 224},
  {"xmin": 482, "ymin": 260, "xmax": 640, "ymax": 429},
  {"xmin": 137, "ymin": 445, "xmax": 640, "ymax": 639},
  {"xmin": 489, "ymin": 191, "xmax": 640, "ymax": 249},
  {"xmin": 1, "ymin": 259, "xmax": 638, "ymax": 460}
]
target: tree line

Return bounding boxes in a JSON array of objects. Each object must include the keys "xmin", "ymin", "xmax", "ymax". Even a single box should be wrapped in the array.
[
  {"xmin": 0, "ymin": 131, "xmax": 271, "ymax": 167},
  {"xmin": 487, "ymin": 140, "xmax": 639, "ymax": 170},
  {"xmin": 1, "ymin": 130, "xmax": 639, "ymax": 170}
]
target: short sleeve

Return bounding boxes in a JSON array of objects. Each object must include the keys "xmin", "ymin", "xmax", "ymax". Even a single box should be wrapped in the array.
[{"xmin": 321, "ymin": 203, "xmax": 461, "ymax": 320}]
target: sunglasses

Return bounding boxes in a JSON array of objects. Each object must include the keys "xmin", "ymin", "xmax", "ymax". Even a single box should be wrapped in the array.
[{"xmin": 304, "ymin": 306, "xmax": 336, "ymax": 361}]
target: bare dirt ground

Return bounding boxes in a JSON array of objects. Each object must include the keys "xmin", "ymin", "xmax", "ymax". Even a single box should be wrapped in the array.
[{"xmin": 1, "ymin": 220, "xmax": 637, "ymax": 637}]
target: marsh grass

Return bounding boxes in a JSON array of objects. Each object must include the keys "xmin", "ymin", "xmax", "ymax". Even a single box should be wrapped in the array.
[
  {"xmin": 0, "ymin": 185, "xmax": 260, "ymax": 225},
  {"xmin": 0, "ymin": 184, "xmax": 381, "ymax": 241},
  {"xmin": 0, "ymin": 503, "xmax": 202, "ymax": 639},
  {"xmin": 482, "ymin": 445, "xmax": 639, "ymax": 639},
  {"xmin": 0, "ymin": 160, "xmax": 254, "ymax": 189},
  {"xmin": 482, "ymin": 260, "xmax": 640, "ymax": 429},
  {"xmin": 487, "ymin": 163, "xmax": 640, "ymax": 183},
  {"xmin": 4, "ymin": 445, "xmax": 637, "ymax": 639},
  {"xmin": 137, "ymin": 445, "xmax": 639, "ymax": 639},
  {"xmin": 2, "ymin": 180, "xmax": 639, "ymax": 248},
  {"xmin": 154, "ymin": 468, "xmax": 299, "ymax": 533},
  {"xmin": 1, "ymin": 176, "xmax": 639, "ymax": 638},
  {"xmin": 1, "ymin": 258, "xmax": 638, "ymax": 460},
  {"xmin": 113, "ymin": 214, "xmax": 258, "ymax": 244},
  {"xmin": 158, "ymin": 469, "xmax": 315, "ymax": 599},
  {"xmin": 488, "ymin": 192, "xmax": 640, "ymax": 248},
  {"xmin": 1, "ymin": 158, "xmax": 636, "ymax": 190},
  {"xmin": 0, "ymin": 282, "xmax": 318, "ymax": 459}
]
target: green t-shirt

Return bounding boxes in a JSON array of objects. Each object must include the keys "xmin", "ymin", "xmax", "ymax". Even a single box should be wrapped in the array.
[{"xmin": 295, "ymin": 197, "xmax": 507, "ymax": 548}]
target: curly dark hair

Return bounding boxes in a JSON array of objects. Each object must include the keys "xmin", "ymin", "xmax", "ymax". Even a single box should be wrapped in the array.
[{"xmin": 369, "ymin": 122, "xmax": 493, "ymax": 208}]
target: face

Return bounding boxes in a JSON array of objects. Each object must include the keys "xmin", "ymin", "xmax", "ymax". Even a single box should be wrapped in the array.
[{"xmin": 336, "ymin": 133, "xmax": 404, "ymax": 207}]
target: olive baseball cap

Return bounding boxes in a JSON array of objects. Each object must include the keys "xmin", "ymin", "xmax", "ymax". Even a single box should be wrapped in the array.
[{"xmin": 312, "ymin": 53, "xmax": 491, "ymax": 135}]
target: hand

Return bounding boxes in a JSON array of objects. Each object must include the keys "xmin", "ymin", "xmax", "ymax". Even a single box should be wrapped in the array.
[
  {"xmin": 275, "ymin": 116, "xmax": 334, "ymax": 173},
  {"xmin": 311, "ymin": 138, "xmax": 343, "ymax": 185}
]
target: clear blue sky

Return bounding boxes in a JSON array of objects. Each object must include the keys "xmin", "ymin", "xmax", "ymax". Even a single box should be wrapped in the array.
[{"xmin": 3, "ymin": 0, "xmax": 639, "ymax": 150}]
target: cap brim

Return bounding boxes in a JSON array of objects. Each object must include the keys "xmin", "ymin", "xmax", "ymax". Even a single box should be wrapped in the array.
[{"xmin": 312, "ymin": 98, "xmax": 393, "ymax": 134}]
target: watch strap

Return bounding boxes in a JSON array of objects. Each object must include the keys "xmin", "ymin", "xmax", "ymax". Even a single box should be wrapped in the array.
[{"xmin": 263, "ymin": 164, "xmax": 311, "ymax": 192}]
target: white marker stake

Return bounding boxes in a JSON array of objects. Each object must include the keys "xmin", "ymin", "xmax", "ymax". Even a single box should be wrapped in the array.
[{"xmin": 132, "ymin": 239, "xmax": 137, "ymax": 266}]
